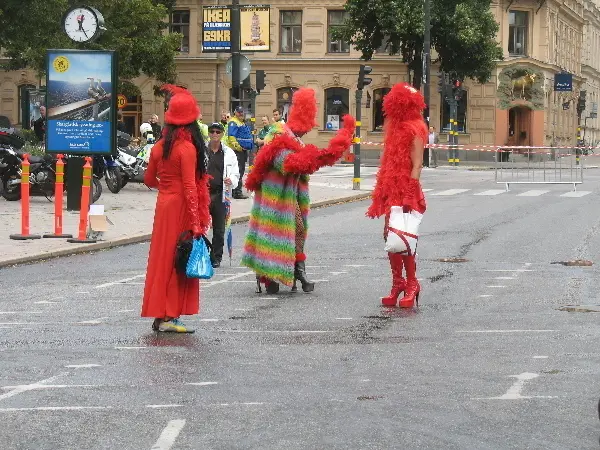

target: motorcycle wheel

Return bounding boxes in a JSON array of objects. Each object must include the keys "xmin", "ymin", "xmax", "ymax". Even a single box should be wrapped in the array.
[
  {"xmin": 120, "ymin": 175, "xmax": 128, "ymax": 188},
  {"xmin": 92, "ymin": 178, "xmax": 102, "ymax": 203},
  {"xmin": 105, "ymin": 167, "xmax": 122, "ymax": 194},
  {"xmin": 1, "ymin": 174, "xmax": 21, "ymax": 201}
]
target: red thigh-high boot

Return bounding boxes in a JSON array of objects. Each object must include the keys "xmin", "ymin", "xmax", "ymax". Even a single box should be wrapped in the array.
[
  {"xmin": 381, "ymin": 252, "xmax": 406, "ymax": 306},
  {"xmin": 399, "ymin": 254, "xmax": 420, "ymax": 308}
]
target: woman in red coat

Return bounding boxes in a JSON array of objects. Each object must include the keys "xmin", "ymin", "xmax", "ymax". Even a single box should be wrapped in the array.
[
  {"xmin": 141, "ymin": 86, "xmax": 211, "ymax": 333},
  {"xmin": 367, "ymin": 83, "xmax": 427, "ymax": 308}
]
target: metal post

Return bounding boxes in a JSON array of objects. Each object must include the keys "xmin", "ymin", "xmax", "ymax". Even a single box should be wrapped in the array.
[
  {"xmin": 422, "ymin": 0, "xmax": 431, "ymax": 167},
  {"xmin": 231, "ymin": 0, "xmax": 241, "ymax": 113},
  {"xmin": 447, "ymin": 98, "xmax": 458, "ymax": 167},
  {"xmin": 353, "ymin": 89, "xmax": 362, "ymax": 190}
]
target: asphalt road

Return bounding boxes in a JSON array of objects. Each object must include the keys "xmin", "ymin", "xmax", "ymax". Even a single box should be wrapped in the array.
[{"xmin": 2, "ymin": 168, "xmax": 600, "ymax": 449}]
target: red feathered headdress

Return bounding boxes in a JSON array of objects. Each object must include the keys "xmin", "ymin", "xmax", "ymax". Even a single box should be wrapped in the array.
[
  {"xmin": 161, "ymin": 84, "xmax": 200, "ymax": 126},
  {"xmin": 383, "ymin": 83, "xmax": 426, "ymax": 123},
  {"xmin": 286, "ymin": 87, "xmax": 317, "ymax": 135}
]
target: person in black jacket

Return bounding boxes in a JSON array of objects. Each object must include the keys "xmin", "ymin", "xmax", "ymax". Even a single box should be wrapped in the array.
[
  {"xmin": 117, "ymin": 111, "xmax": 127, "ymax": 133},
  {"xmin": 33, "ymin": 106, "xmax": 46, "ymax": 142}
]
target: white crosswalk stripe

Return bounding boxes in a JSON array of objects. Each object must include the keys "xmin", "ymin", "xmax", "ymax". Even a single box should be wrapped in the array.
[
  {"xmin": 430, "ymin": 189, "xmax": 471, "ymax": 196},
  {"xmin": 559, "ymin": 191, "xmax": 592, "ymax": 197},
  {"xmin": 516, "ymin": 190, "xmax": 550, "ymax": 197},
  {"xmin": 474, "ymin": 190, "xmax": 506, "ymax": 196}
]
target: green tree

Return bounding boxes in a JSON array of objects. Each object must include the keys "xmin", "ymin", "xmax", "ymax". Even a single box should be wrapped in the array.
[
  {"xmin": 333, "ymin": 0, "xmax": 503, "ymax": 87},
  {"xmin": 0, "ymin": 0, "xmax": 182, "ymax": 95}
]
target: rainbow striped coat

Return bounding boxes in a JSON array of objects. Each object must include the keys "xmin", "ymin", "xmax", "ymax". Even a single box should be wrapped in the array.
[{"xmin": 241, "ymin": 149, "xmax": 309, "ymax": 287}]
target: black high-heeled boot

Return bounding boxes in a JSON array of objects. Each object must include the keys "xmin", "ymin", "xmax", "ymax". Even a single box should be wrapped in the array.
[
  {"xmin": 294, "ymin": 261, "xmax": 315, "ymax": 292},
  {"xmin": 256, "ymin": 275, "xmax": 280, "ymax": 294}
]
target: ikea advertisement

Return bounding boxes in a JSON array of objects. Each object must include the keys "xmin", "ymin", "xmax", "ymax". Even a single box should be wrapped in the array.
[
  {"xmin": 45, "ymin": 49, "xmax": 117, "ymax": 156},
  {"xmin": 202, "ymin": 6, "xmax": 232, "ymax": 52}
]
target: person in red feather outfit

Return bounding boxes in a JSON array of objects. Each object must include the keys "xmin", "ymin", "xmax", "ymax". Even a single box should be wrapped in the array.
[
  {"xmin": 141, "ymin": 85, "xmax": 211, "ymax": 333},
  {"xmin": 367, "ymin": 83, "xmax": 428, "ymax": 308}
]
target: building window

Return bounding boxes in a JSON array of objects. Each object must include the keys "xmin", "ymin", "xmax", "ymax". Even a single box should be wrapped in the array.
[
  {"xmin": 324, "ymin": 87, "xmax": 349, "ymax": 130},
  {"xmin": 170, "ymin": 10, "xmax": 190, "ymax": 53},
  {"xmin": 327, "ymin": 11, "xmax": 350, "ymax": 53},
  {"xmin": 280, "ymin": 11, "xmax": 302, "ymax": 53},
  {"xmin": 122, "ymin": 95, "xmax": 143, "ymax": 138},
  {"xmin": 372, "ymin": 88, "xmax": 390, "ymax": 131},
  {"xmin": 277, "ymin": 87, "xmax": 296, "ymax": 120},
  {"xmin": 441, "ymin": 91, "xmax": 468, "ymax": 133},
  {"xmin": 508, "ymin": 11, "xmax": 528, "ymax": 56},
  {"xmin": 376, "ymin": 36, "xmax": 390, "ymax": 54},
  {"xmin": 18, "ymin": 84, "xmax": 36, "ymax": 127}
]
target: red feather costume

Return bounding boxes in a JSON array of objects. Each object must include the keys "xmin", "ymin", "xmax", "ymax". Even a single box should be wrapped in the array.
[
  {"xmin": 241, "ymin": 88, "xmax": 356, "ymax": 293},
  {"xmin": 367, "ymin": 82, "xmax": 428, "ymax": 308}
]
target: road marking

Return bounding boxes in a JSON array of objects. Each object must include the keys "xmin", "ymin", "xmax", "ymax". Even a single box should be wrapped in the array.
[
  {"xmin": 78, "ymin": 317, "xmax": 109, "ymax": 325},
  {"xmin": 560, "ymin": 191, "xmax": 591, "ymax": 198},
  {"xmin": 343, "ymin": 264, "xmax": 369, "ymax": 268},
  {"xmin": 65, "ymin": 364, "xmax": 102, "ymax": 369},
  {"xmin": 479, "ymin": 295, "xmax": 493, "ymax": 298},
  {"xmin": 34, "ymin": 300, "xmax": 59, "ymax": 305},
  {"xmin": 0, "ymin": 311, "xmax": 44, "ymax": 315},
  {"xmin": 199, "ymin": 318, "xmax": 219, "ymax": 322},
  {"xmin": 95, "ymin": 274, "xmax": 145, "ymax": 289},
  {"xmin": 485, "ymin": 285, "xmax": 506, "ymax": 288},
  {"xmin": 259, "ymin": 297, "xmax": 278, "ymax": 300},
  {"xmin": 146, "ymin": 404, "xmax": 182, "ymax": 409},
  {"xmin": 472, "ymin": 372, "xmax": 557, "ymax": 400},
  {"xmin": 335, "ymin": 318, "xmax": 354, "ymax": 320},
  {"xmin": 76, "ymin": 291, "xmax": 90, "ymax": 295},
  {"xmin": 329, "ymin": 271, "xmax": 348, "ymax": 276},
  {"xmin": 494, "ymin": 277, "xmax": 515, "ymax": 280},
  {"xmin": 484, "ymin": 269, "xmax": 534, "ymax": 273},
  {"xmin": 0, "ymin": 373, "xmax": 67, "ymax": 401},
  {"xmin": 533, "ymin": 356, "xmax": 549, "ymax": 359},
  {"xmin": 430, "ymin": 189, "xmax": 470, "ymax": 196},
  {"xmin": 212, "ymin": 402, "xmax": 265, "ymax": 407},
  {"xmin": 1, "ymin": 384, "xmax": 94, "ymax": 390},
  {"xmin": 0, "ymin": 406, "xmax": 112, "ymax": 412},
  {"xmin": 186, "ymin": 382, "xmax": 219, "ymax": 386},
  {"xmin": 115, "ymin": 346, "xmax": 146, "ymax": 350},
  {"xmin": 517, "ymin": 190, "xmax": 549, "ymax": 197},
  {"xmin": 151, "ymin": 419, "xmax": 186, "ymax": 450},
  {"xmin": 204, "ymin": 271, "xmax": 254, "ymax": 287},
  {"xmin": 456, "ymin": 330, "xmax": 555, "ymax": 333},
  {"xmin": 118, "ymin": 310, "xmax": 135, "ymax": 313},
  {"xmin": 475, "ymin": 190, "xmax": 505, "ymax": 196}
]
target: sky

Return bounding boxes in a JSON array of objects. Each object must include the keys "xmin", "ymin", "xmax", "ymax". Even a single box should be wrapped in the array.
[{"xmin": 48, "ymin": 52, "xmax": 112, "ymax": 84}]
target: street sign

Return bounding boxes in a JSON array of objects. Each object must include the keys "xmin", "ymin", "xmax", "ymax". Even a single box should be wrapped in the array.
[
  {"xmin": 117, "ymin": 94, "xmax": 127, "ymax": 109},
  {"xmin": 225, "ymin": 55, "xmax": 251, "ymax": 82}
]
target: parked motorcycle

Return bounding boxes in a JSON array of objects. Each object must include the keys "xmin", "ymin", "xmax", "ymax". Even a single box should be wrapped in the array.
[
  {"xmin": 93, "ymin": 154, "xmax": 122, "ymax": 194},
  {"xmin": 114, "ymin": 128, "xmax": 154, "ymax": 189}
]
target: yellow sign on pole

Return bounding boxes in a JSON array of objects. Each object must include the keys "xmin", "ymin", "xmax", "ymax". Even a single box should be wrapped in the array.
[
  {"xmin": 117, "ymin": 94, "xmax": 127, "ymax": 109},
  {"xmin": 240, "ymin": 5, "xmax": 270, "ymax": 52}
]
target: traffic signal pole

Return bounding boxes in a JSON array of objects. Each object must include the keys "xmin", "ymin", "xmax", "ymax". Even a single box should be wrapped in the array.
[
  {"xmin": 231, "ymin": 0, "xmax": 241, "ymax": 112},
  {"xmin": 353, "ymin": 89, "xmax": 362, "ymax": 190},
  {"xmin": 423, "ymin": 0, "xmax": 431, "ymax": 166}
]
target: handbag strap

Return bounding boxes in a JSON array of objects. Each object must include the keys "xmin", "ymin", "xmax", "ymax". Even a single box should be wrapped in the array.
[{"xmin": 200, "ymin": 234, "xmax": 213, "ymax": 251}]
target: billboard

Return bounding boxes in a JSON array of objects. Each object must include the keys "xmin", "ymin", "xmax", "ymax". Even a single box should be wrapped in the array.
[
  {"xmin": 202, "ymin": 6, "xmax": 232, "ymax": 52},
  {"xmin": 554, "ymin": 72, "xmax": 573, "ymax": 92},
  {"xmin": 45, "ymin": 50, "xmax": 117, "ymax": 156},
  {"xmin": 240, "ymin": 5, "xmax": 270, "ymax": 52}
]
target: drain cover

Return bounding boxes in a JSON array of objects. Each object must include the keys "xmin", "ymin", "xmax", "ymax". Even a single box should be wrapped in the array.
[
  {"xmin": 551, "ymin": 260, "xmax": 593, "ymax": 266},
  {"xmin": 558, "ymin": 305, "xmax": 600, "ymax": 313},
  {"xmin": 435, "ymin": 258, "xmax": 469, "ymax": 263}
]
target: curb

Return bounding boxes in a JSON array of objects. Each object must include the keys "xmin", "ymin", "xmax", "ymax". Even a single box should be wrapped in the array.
[{"xmin": 0, "ymin": 191, "xmax": 372, "ymax": 269}]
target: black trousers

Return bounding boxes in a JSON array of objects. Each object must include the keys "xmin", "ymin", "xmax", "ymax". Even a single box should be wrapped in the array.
[
  {"xmin": 209, "ymin": 192, "xmax": 227, "ymax": 262},
  {"xmin": 234, "ymin": 149, "xmax": 247, "ymax": 192}
]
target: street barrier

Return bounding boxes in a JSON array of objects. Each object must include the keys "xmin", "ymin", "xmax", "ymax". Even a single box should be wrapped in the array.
[
  {"xmin": 43, "ymin": 154, "xmax": 72, "ymax": 239},
  {"xmin": 9, "ymin": 154, "xmax": 41, "ymax": 241},
  {"xmin": 67, "ymin": 157, "xmax": 97, "ymax": 244},
  {"xmin": 494, "ymin": 146, "xmax": 584, "ymax": 191}
]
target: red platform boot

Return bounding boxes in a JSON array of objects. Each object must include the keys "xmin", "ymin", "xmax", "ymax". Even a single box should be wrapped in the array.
[
  {"xmin": 399, "ymin": 254, "xmax": 420, "ymax": 308},
  {"xmin": 381, "ymin": 252, "xmax": 406, "ymax": 306}
]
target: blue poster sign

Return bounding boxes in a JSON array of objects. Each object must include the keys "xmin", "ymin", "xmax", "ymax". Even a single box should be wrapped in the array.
[
  {"xmin": 554, "ymin": 72, "xmax": 573, "ymax": 92},
  {"xmin": 202, "ymin": 6, "xmax": 231, "ymax": 52},
  {"xmin": 45, "ymin": 50, "xmax": 117, "ymax": 156}
]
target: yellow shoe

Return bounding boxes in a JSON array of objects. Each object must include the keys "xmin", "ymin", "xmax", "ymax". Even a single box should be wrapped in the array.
[{"xmin": 158, "ymin": 318, "xmax": 195, "ymax": 333}]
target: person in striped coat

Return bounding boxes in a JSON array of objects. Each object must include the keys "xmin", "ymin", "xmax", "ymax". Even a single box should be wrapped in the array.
[{"xmin": 241, "ymin": 88, "xmax": 356, "ymax": 294}]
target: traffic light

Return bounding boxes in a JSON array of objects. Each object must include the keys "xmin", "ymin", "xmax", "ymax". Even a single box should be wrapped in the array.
[
  {"xmin": 241, "ymin": 76, "xmax": 251, "ymax": 93},
  {"xmin": 577, "ymin": 90, "xmax": 587, "ymax": 113},
  {"xmin": 451, "ymin": 78, "xmax": 464, "ymax": 101},
  {"xmin": 256, "ymin": 70, "xmax": 266, "ymax": 93},
  {"xmin": 358, "ymin": 65, "xmax": 373, "ymax": 90},
  {"xmin": 437, "ymin": 72, "xmax": 450, "ymax": 99}
]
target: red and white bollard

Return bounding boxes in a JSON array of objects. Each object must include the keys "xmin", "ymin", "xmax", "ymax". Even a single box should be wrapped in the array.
[{"xmin": 9, "ymin": 154, "xmax": 41, "ymax": 240}]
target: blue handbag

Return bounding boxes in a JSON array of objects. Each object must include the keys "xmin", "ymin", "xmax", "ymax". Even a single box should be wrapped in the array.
[{"xmin": 185, "ymin": 236, "xmax": 214, "ymax": 279}]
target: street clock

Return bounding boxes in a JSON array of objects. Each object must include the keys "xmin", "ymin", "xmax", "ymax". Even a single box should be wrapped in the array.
[{"xmin": 63, "ymin": 6, "xmax": 106, "ymax": 43}]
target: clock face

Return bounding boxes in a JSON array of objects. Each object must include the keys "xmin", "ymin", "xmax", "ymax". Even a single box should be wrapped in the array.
[{"xmin": 64, "ymin": 7, "xmax": 99, "ymax": 42}]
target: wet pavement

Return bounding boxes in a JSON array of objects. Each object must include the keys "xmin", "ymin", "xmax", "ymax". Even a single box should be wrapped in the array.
[{"xmin": 2, "ymin": 172, "xmax": 600, "ymax": 448}]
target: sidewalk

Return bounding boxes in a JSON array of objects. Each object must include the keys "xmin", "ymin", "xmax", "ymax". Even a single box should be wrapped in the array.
[{"xmin": 0, "ymin": 175, "xmax": 372, "ymax": 268}]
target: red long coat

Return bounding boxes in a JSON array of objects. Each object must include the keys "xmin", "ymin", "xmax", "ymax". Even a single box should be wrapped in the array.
[{"xmin": 141, "ymin": 133, "xmax": 210, "ymax": 319}]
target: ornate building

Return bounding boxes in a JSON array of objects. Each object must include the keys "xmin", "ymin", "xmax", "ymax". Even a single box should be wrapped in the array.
[{"xmin": 0, "ymin": 0, "xmax": 596, "ymax": 158}]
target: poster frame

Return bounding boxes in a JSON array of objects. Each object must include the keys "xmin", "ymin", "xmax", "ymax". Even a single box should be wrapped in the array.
[
  {"xmin": 240, "ymin": 5, "xmax": 271, "ymax": 53},
  {"xmin": 45, "ymin": 49, "xmax": 118, "ymax": 157},
  {"xmin": 202, "ymin": 5, "xmax": 232, "ymax": 53}
]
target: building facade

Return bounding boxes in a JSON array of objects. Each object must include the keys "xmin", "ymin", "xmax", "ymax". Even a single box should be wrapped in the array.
[{"xmin": 0, "ymin": 0, "xmax": 596, "ymax": 157}]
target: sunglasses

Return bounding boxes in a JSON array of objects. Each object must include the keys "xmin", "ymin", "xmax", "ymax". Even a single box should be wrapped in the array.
[{"xmin": 209, "ymin": 130, "xmax": 223, "ymax": 134}]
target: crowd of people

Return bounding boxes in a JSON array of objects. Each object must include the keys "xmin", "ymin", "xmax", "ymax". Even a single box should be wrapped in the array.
[{"xmin": 140, "ymin": 83, "xmax": 426, "ymax": 333}]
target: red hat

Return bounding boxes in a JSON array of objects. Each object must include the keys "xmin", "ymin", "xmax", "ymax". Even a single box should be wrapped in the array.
[
  {"xmin": 286, "ymin": 87, "xmax": 317, "ymax": 135},
  {"xmin": 383, "ymin": 82, "xmax": 426, "ymax": 122},
  {"xmin": 162, "ymin": 85, "xmax": 200, "ymax": 126}
]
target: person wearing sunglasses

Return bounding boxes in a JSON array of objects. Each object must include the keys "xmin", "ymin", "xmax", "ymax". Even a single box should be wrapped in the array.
[{"xmin": 206, "ymin": 122, "xmax": 240, "ymax": 268}]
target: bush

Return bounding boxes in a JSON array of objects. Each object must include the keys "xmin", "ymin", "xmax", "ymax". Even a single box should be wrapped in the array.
[
  {"xmin": 22, "ymin": 142, "xmax": 45, "ymax": 156},
  {"xmin": 20, "ymin": 129, "xmax": 40, "ymax": 145}
]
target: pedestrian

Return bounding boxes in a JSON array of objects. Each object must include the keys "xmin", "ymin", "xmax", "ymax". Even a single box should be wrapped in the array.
[
  {"xmin": 428, "ymin": 125, "xmax": 439, "ymax": 167},
  {"xmin": 220, "ymin": 111, "xmax": 231, "ymax": 145},
  {"xmin": 227, "ymin": 106, "xmax": 253, "ymax": 199},
  {"xmin": 149, "ymin": 114, "xmax": 162, "ymax": 137},
  {"xmin": 255, "ymin": 115, "xmax": 271, "ymax": 151},
  {"xmin": 206, "ymin": 122, "xmax": 240, "ymax": 268},
  {"xmin": 272, "ymin": 108, "xmax": 285, "ymax": 124},
  {"xmin": 241, "ymin": 88, "xmax": 356, "ymax": 294},
  {"xmin": 33, "ymin": 106, "xmax": 46, "ymax": 142},
  {"xmin": 141, "ymin": 85, "xmax": 211, "ymax": 333},
  {"xmin": 366, "ymin": 83, "xmax": 427, "ymax": 308},
  {"xmin": 197, "ymin": 112, "xmax": 209, "ymax": 142},
  {"xmin": 117, "ymin": 111, "xmax": 127, "ymax": 133}
]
